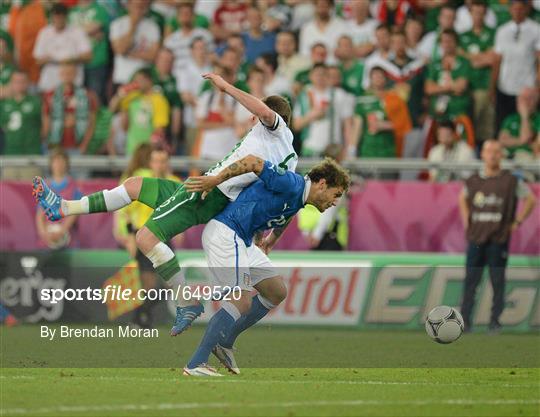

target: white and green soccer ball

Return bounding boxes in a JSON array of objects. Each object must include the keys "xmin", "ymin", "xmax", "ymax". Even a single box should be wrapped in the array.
[{"xmin": 425, "ymin": 306, "xmax": 464, "ymax": 344}]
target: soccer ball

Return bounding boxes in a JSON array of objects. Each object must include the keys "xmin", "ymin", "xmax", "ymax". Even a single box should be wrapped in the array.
[{"xmin": 425, "ymin": 306, "xmax": 464, "ymax": 344}]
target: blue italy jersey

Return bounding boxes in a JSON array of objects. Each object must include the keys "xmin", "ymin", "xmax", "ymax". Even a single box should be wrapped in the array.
[{"xmin": 215, "ymin": 160, "xmax": 307, "ymax": 246}]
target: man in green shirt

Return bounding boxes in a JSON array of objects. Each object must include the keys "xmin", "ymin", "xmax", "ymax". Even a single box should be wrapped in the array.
[
  {"xmin": 69, "ymin": 0, "xmax": 110, "ymax": 105},
  {"xmin": 425, "ymin": 29, "xmax": 472, "ymax": 121},
  {"xmin": 293, "ymin": 43, "xmax": 327, "ymax": 96},
  {"xmin": 0, "ymin": 71, "xmax": 42, "ymax": 155},
  {"xmin": 151, "ymin": 48, "xmax": 182, "ymax": 152},
  {"xmin": 335, "ymin": 35, "xmax": 365, "ymax": 97},
  {"xmin": 0, "ymin": 29, "xmax": 14, "ymax": 99},
  {"xmin": 459, "ymin": 0, "xmax": 496, "ymax": 146},
  {"xmin": 354, "ymin": 67, "xmax": 397, "ymax": 158},
  {"xmin": 498, "ymin": 87, "xmax": 540, "ymax": 160}
]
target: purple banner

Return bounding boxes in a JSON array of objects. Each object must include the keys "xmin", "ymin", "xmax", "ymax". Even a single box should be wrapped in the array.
[{"xmin": 1, "ymin": 180, "xmax": 538, "ymax": 254}]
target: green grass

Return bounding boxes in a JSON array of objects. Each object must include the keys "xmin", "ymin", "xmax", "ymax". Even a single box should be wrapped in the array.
[{"xmin": 1, "ymin": 325, "xmax": 539, "ymax": 417}]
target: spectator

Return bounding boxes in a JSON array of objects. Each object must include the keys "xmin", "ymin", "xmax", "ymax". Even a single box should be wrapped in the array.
[
  {"xmin": 428, "ymin": 119, "xmax": 475, "ymax": 182},
  {"xmin": 0, "ymin": 31, "xmax": 14, "ymax": 99},
  {"xmin": 152, "ymin": 49, "xmax": 183, "ymax": 153},
  {"xmin": 275, "ymin": 30, "xmax": 310, "ymax": 85},
  {"xmin": 241, "ymin": 7, "xmax": 276, "ymax": 64},
  {"xmin": 0, "ymin": 71, "xmax": 42, "ymax": 161},
  {"xmin": 69, "ymin": 0, "xmax": 110, "ymax": 105},
  {"xmin": 293, "ymin": 42, "xmax": 328, "ymax": 94},
  {"xmin": 353, "ymin": 67, "xmax": 411, "ymax": 158},
  {"xmin": 293, "ymin": 63, "xmax": 354, "ymax": 156},
  {"xmin": 459, "ymin": 0, "xmax": 497, "ymax": 147},
  {"xmin": 109, "ymin": 0, "xmax": 160, "ymax": 86},
  {"xmin": 163, "ymin": 1, "xmax": 210, "ymax": 39},
  {"xmin": 35, "ymin": 148, "xmax": 82, "ymax": 249},
  {"xmin": 258, "ymin": 0, "xmax": 293, "ymax": 32},
  {"xmin": 110, "ymin": 68, "xmax": 170, "ymax": 155},
  {"xmin": 458, "ymin": 139, "xmax": 536, "ymax": 332},
  {"xmin": 362, "ymin": 24, "xmax": 392, "ymax": 89},
  {"xmin": 404, "ymin": 16, "xmax": 424, "ymax": 58},
  {"xmin": 33, "ymin": 3, "xmax": 92, "ymax": 92},
  {"xmin": 299, "ymin": 0, "xmax": 349, "ymax": 58},
  {"xmin": 417, "ymin": 0, "xmax": 451, "ymax": 33},
  {"xmin": 498, "ymin": 87, "xmax": 540, "ymax": 161},
  {"xmin": 178, "ymin": 37, "xmax": 212, "ymax": 155},
  {"xmin": 373, "ymin": 0, "xmax": 411, "ymax": 27},
  {"xmin": 212, "ymin": 0, "xmax": 248, "ymax": 44},
  {"xmin": 255, "ymin": 53, "xmax": 291, "ymax": 97},
  {"xmin": 194, "ymin": 65, "xmax": 238, "ymax": 159},
  {"xmin": 335, "ymin": 35, "xmax": 365, "ymax": 97},
  {"xmin": 493, "ymin": 0, "xmax": 540, "ymax": 133},
  {"xmin": 114, "ymin": 144, "xmax": 180, "ymax": 329},
  {"xmin": 347, "ymin": 0, "xmax": 378, "ymax": 58},
  {"xmin": 425, "ymin": 29, "xmax": 472, "ymax": 121},
  {"xmin": 164, "ymin": 2, "xmax": 213, "ymax": 78},
  {"xmin": 8, "ymin": 0, "xmax": 48, "ymax": 84},
  {"xmin": 235, "ymin": 67, "xmax": 266, "ymax": 138},
  {"xmin": 42, "ymin": 63, "xmax": 98, "ymax": 155},
  {"xmin": 417, "ymin": 5, "xmax": 456, "ymax": 62},
  {"xmin": 455, "ymin": 0, "xmax": 497, "ymax": 33},
  {"xmin": 219, "ymin": 46, "xmax": 250, "ymax": 85}
]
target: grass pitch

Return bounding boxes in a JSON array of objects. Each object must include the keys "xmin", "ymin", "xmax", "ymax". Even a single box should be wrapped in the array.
[{"xmin": 1, "ymin": 325, "xmax": 539, "ymax": 417}]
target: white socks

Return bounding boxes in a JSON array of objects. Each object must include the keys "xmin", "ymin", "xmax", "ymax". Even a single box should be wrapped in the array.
[
  {"xmin": 62, "ymin": 185, "xmax": 132, "ymax": 215},
  {"xmin": 103, "ymin": 185, "xmax": 132, "ymax": 211},
  {"xmin": 62, "ymin": 197, "xmax": 89, "ymax": 215}
]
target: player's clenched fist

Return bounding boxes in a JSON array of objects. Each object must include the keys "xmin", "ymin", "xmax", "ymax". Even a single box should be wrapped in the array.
[{"xmin": 202, "ymin": 73, "xmax": 229, "ymax": 92}]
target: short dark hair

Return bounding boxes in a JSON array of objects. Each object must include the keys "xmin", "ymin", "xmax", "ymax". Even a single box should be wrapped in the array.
[
  {"xmin": 51, "ymin": 3, "xmax": 68, "ymax": 16},
  {"xmin": 258, "ymin": 53, "xmax": 278, "ymax": 72},
  {"xmin": 262, "ymin": 95, "xmax": 292, "ymax": 127},
  {"xmin": 438, "ymin": 119, "xmax": 456, "ymax": 131},
  {"xmin": 134, "ymin": 67, "xmax": 153, "ymax": 80},
  {"xmin": 470, "ymin": 0, "xmax": 488, "ymax": 8},
  {"xmin": 49, "ymin": 147, "xmax": 70, "ymax": 169},
  {"xmin": 307, "ymin": 158, "xmax": 350, "ymax": 191},
  {"xmin": 311, "ymin": 63, "xmax": 328, "ymax": 72},
  {"xmin": 190, "ymin": 36, "xmax": 206, "ymax": 48},
  {"xmin": 441, "ymin": 28, "xmax": 459, "ymax": 42},
  {"xmin": 376, "ymin": 23, "xmax": 391, "ymax": 33},
  {"xmin": 311, "ymin": 42, "xmax": 327, "ymax": 51}
]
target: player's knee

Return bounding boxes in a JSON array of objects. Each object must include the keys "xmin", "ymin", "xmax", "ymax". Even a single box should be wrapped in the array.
[
  {"xmin": 266, "ymin": 278, "xmax": 287, "ymax": 306},
  {"xmin": 123, "ymin": 176, "xmax": 142, "ymax": 200},
  {"xmin": 234, "ymin": 293, "xmax": 253, "ymax": 315},
  {"xmin": 135, "ymin": 227, "xmax": 160, "ymax": 255}
]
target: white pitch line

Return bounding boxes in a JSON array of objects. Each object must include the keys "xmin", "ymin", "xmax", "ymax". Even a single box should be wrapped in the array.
[
  {"xmin": 1, "ymin": 374, "xmax": 538, "ymax": 389},
  {"xmin": 2, "ymin": 398, "xmax": 539, "ymax": 416}
]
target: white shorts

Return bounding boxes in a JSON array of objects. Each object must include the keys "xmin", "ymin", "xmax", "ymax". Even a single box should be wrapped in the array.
[{"xmin": 201, "ymin": 220, "xmax": 277, "ymax": 291}]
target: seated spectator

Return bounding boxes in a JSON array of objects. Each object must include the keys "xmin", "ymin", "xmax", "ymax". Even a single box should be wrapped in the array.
[
  {"xmin": 498, "ymin": 87, "xmax": 540, "ymax": 161},
  {"xmin": 109, "ymin": 0, "xmax": 160, "ymax": 86},
  {"xmin": 335, "ymin": 35, "xmax": 365, "ymax": 97},
  {"xmin": 293, "ymin": 42, "xmax": 328, "ymax": 95},
  {"xmin": 43, "ymin": 63, "xmax": 98, "ymax": 154},
  {"xmin": 417, "ymin": 5, "xmax": 456, "ymax": 62},
  {"xmin": 255, "ymin": 53, "xmax": 291, "ymax": 98},
  {"xmin": 275, "ymin": 30, "xmax": 310, "ymax": 85},
  {"xmin": 241, "ymin": 7, "xmax": 276, "ymax": 64},
  {"xmin": 211, "ymin": 0, "xmax": 248, "ymax": 44},
  {"xmin": 33, "ymin": 3, "xmax": 92, "ymax": 92},
  {"xmin": 425, "ymin": 29, "xmax": 472, "ymax": 121},
  {"xmin": 35, "ymin": 148, "xmax": 82, "ymax": 249},
  {"xmin": 0, "ymin": 70, "xmax": 42, "ymax": 156},
  {"xmin": 110, "ymin": 68, "xmax": 170, "ymax": 155},
  {"xmin": 0, "ymin": 30, "xmax": 15, "ymax": 99},
  {"xmin": 178, "ymin": 36, "xmax": 212, "ymax": 155},
  {"xmin": 164, "ymin": 1, "xmax": 213, "ymax": 79},
  {"xmin": 235, "ymin": 67, "xmax": 265, "ymax": 138},
  {"xmin": 69, "ymin": 0, "xmax": 111, "ymax": 105},
  {"xmin": 151, "ymin": 49, "xmax": 182, "ymax": 152},
  {"xmin": 428, "ymin": 119, "xmax": 475, "ymax": 182},
  {"xmin": 346, "ymin": 0, "xmax": 378, "ymax": 58},
  {"xmin": 8, "ymin": 0, "xmax": 48, "ymax": 84},
  {"xmin": 259, "ymin": 0, "xmax": 293, "ymax": 32},
  {"xmin": 353, "ymin": 67, "xmax": 411, "ymax": 158},
  {"xmin": 299, "ymin": 0, "xmax": 348, "ymax": 59},
  {"xmin": 194, "ymin": 65, "xmax": 238, "ymax": 159},
  {"xmin": 459, "ymin": 0, "xmax": 497, "ymax": 147},
  {"xmin": 362, "ymin": 24, "xmax": 392, "ymax": 89},
  {"xmin": 293, "ymin": 63, "xmax": 353, "ymax": 156}
]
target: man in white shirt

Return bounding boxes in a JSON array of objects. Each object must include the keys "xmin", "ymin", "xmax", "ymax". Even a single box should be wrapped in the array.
[
  {"xmin": 33, "ymin": 3, "xmax": 92, "ymax": 92},
  {"xmin": 299, "ymin": 0, "xmax": 349, "ymax": 60},
  {"xmin": 362, "ymin": 24, "xmax": 392, "ymax": 90},
  {"xmin": 293, "ymin": 64, "xmax": 353, "ymax": 156},
  {"xmin": 428, "ymin": 119, "xmax": 476, "ymax": 182},
  {"xmin": 347, "ymin": 0, "xmax": 378, "ymax": 58},
  {"xmin": 109, "ymin": 0, "xmax": 160, "ymax": 86},
  {"xmin": 493, "ymin": 0, "xmax": 540, "ymax": 133},
  {"xmin": 164, "ymin": 2, "xmax": 214, "ymax": 79},
  {"xmin": 255, "ymin": 53, "xmax": 291, "ymax": 98},
  {"xmin": 275, "ymin": 31, "xmax": 310, "ymax": 84},
  {"xmin": 417, "ymin": 5, "xmax": 456, "ymax": 62}
]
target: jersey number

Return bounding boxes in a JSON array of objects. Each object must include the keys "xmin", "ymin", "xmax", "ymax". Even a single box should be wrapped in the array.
[{"xmin": 267, "ymin": 215, "xmax": 287, "ymax": 229}]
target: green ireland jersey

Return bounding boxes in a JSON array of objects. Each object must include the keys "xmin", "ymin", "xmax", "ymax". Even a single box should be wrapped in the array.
[
  {"xmin": 0, "ymin": 95, "xmax": 42, "ymax": 155},
  {"xmin": 500, "ymin": 112, "xmax": 540, "ymax": 157},
  {"xmin": 459, "ymin": 27, "xmax": 495, "ymax": 90},
  {"xmin": 355, "ymin": 93, "xmax": 396, "ymax": 158}
]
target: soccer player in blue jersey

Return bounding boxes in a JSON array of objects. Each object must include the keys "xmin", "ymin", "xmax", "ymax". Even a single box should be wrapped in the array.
[{"xmin": 181, "ymin": 154, "xmax": 350, "ymax": 376}]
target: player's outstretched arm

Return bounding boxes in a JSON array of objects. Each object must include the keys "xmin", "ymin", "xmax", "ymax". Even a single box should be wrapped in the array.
[
  {"xmin": 202, "ymin": 73, "xmax": 276, "ymax": 127},
  {"xmin": 184, "ymin": 155, "xmax": 265, "ymax": 194}
]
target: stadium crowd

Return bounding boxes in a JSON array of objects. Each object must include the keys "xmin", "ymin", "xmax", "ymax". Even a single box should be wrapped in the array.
[{"xmin": 1, "ymin": 0, "xmax": 540, "ymax": 182}]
